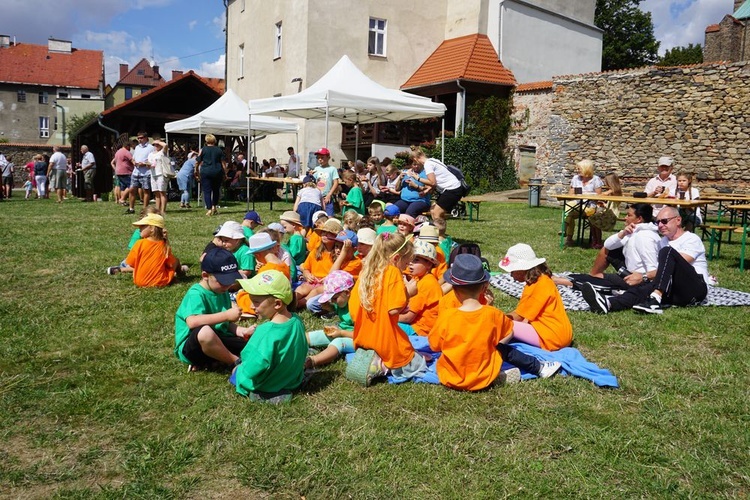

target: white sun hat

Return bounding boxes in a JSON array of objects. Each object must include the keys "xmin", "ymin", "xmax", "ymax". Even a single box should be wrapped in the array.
[{"xmin": 499, "ymin": 243, "xmax": 546, "ymax": 272}]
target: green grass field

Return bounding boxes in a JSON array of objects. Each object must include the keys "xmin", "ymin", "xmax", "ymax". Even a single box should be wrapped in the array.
[{"xmin": 1, "ymin": 195, "xmax": 748, "ymax": 498}]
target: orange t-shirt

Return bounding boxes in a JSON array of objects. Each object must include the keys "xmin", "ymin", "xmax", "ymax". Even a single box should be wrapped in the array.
[
  {"xmin": 407, "ymin": 273, "xmax": 442, "ymax": 336},
  {"xmin": 301, "ymin": 249, "xmax": 334, "ymax": 279},
  {"xmin": 428, "ymin": 305, "xmax": 513, "ymax": 391},
  {"xmin": 339, "ymin": 256, "xmax": 363, "ymax": 279},
  {"xmin": 350, "ymin": 265, "xmax": 415, "ymax": 369},
  {"xmin": 125, "ymin": 238, "xmax": 176, "ymax": 287},
  {"xmin": 438, "ymin": 288, "xmax": 488, "ymax": 313},
  {"xmin": 236, "ymin": 261, "xmax": 291, "ymax": 314},
  {"xmin": 306, "ymin": 231, "xmax": 322, "ymax": 253},
  {"xmin": 514, "ymin": 274, "xmax": 573, "ymax": 351},
  {"xmin": 431, "ymin": 246, "xmax": 448, "ymax": 281}
]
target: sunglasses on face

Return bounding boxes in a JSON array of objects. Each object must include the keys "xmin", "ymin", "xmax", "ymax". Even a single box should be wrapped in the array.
[{"xmin": 656, "ymin": 216, "xmax": 678, "ymax": 225}]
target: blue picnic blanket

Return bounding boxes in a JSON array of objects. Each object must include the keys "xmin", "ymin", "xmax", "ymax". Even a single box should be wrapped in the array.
[{"xmin": 345, "ymin": 337, "xmax": 619, "ymax": 388}]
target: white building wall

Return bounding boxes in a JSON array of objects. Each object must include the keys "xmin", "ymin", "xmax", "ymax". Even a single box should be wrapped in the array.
[{"xmin": 494, "ymin": 0, "xmax": 601, "ymax": 83}]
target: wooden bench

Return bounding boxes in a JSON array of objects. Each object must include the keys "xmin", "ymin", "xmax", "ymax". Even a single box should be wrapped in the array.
[{"xmin": 702, "ymin": 224, "xmax": 738, "ymax": 260}]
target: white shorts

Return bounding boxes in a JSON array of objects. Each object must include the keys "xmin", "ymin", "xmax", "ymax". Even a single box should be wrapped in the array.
[{"xmin": 151, "ymin": 175, "xmax": 168, "ymax": 193}]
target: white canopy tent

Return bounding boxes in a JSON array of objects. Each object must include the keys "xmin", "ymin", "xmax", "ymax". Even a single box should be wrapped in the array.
[
  {"xmin": 248, "ymin": 55, "xmax": 447, "ymax": 158},
  {"xmin": 165, "ymin": 88, "xmax": 298, "ymax": 208}
]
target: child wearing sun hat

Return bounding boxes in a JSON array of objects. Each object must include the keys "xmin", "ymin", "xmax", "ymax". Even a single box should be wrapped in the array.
[
  {"xmin": 398, "ymin": 239, "xmax": 442, "ymax": 337},
  {"xmin": 232, "ymin": 270, "xmax": 307, "ymax": 403},
  {"xmin": 121, "ymin": 213, "xmax": 185, "ymax": 287},
  {"xmin": 499, "ymin": 243, "xmax": 573, "ymax": 351},
  {"xmin": 279, "ymin": 210, "xmax": 308, "ymax": 266},
  {"xmin": 305, "ymin": 270, "xmax": 357, "ymax": 369},
  {"xmin": 429, "ymin": 254, "xmax": 562, "ymax": 391}
]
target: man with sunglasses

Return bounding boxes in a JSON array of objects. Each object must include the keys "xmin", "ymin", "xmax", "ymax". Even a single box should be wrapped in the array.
[{"xmin": 582, "ymin": 206, "xmax": 709, "ymax": 315}]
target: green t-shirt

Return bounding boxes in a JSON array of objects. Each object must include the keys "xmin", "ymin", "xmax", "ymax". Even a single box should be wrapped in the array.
[
  {"xmin": 233, "ymin": 243, "xmax": 256, "ymax": 274},
  {"xmin": 376, "ymin": 223, "xmax": 397, "ymax": 235},
  {"xmin": 344, "ymin": 186, "xmax": 365, "ymax": 215},
  {"xmin": 127, "ymin": 229, "xmax": 141, "ymax": 250},
  {"xmin": 174, "ymin": 283, "xmax": 233, "ymax": 364},
  {"xmin": 234, "ymin": 314, "xmax": 307, "ymax": 394},
  {"xmin": 280, "ymin": 244, "xmax": 299, "ymax": 282},
  {"xmin": 286, "ymin": 233, "xmax": 307, "ymax": 266},
  {"xmin": 242, "ymin": 226, "xmax": 254, "ymax": 240},
  {"xmin": 334, "ymin": 303, "xmax": 354, "ymax": 331},
  {"xmin": 439, "ymin": 236, "xmax": 456, "ymax": 260}
]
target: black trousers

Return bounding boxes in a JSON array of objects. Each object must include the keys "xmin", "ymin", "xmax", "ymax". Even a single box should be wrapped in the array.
[
  {"xmin": 496, "ymin": 343, "xmax": 541, "ymax": 375},
  {"xmin": 608, "ymin": 246, "xmax": 708, "ymax": 311}
]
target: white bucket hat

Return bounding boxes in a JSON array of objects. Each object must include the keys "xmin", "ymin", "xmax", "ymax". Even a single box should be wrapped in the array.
[
  {"xmin": 215, "ymin": 221, "xmax": 245, "ymax": 240},
  {"xmin": 499, "ymin": 243, "xmax": 546, "ymax": 272}
]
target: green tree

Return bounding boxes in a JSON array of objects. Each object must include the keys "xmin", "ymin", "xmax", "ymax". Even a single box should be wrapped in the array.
[
  {"xmin": 595, "ymin": 0, "xmax": 660, "ymax": 70},
  {"xmin": 67, "ymin": 111, "xmax": 98, "ymax": 140},
  {"xmin": 658, "ymin": 43, "xmax": 703, "ymax": 66}
]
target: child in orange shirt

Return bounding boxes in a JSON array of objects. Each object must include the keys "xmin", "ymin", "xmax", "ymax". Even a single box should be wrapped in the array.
[
  {"xmin": 499, "ymin": 244, "xmax": 573, "ymax": 351},
  {"xmin": 305, "ymin": 210, "xmax": 328, "ymax": 253},
  {"xmin": 346, "ymin": 232, "xmax": 427, "ymax": 386},
  {"xmin": 399, "ymin": 240, "xmax": 442, "ymax": 336},
  {"xmin": 295, "ymin": 218, "xmax": 341, "ymax": 309},
  {"xmin": 123, "ymin": 213, "xmax": 185, "ymax": 287},
  {"xmin": 428, "ymin": 254, "xmax": 561, "ymax": 391}
]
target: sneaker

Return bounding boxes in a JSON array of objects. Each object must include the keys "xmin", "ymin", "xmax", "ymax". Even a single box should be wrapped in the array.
[
  {"xmin": 537, "ymin": 361, "xmax": 562, "ymax": 379},
  {"xmin": 633, "ymin": 296, "xmax": 665, "ymax": 314},
  {"xmin": 581, "ymin": 282, "xmax": 608, "ymax": 314},
  {"xmin": 105, "ymin": 266, "xmax": 120, "ymax": 275},
  {"xmin": 180, "ymin": 264, "xmax": 189, "ymax": 274},
  {"xmin": 497, "ymin": 367, "xmax": 521, "ymax": 385},
  {"xmin": 124, "ymin": 208, "xmax": 135, "ymax": 215}
]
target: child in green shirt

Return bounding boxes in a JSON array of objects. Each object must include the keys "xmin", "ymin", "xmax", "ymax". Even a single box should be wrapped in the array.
[
  {"xmin": 232, "ymin": 270, "xmax": 308, "ymax": 403},
  {"xmin": 174, "ymin": 248, "xmax": 252, "ymax": 371}
]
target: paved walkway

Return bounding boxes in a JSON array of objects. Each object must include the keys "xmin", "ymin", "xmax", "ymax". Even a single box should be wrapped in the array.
[{"xmin": 465, "ymin": 188, "xmax": 529, "ymax": 203}]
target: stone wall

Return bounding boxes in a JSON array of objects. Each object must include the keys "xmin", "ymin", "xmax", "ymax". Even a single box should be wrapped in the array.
[
  {"xmin": 508, "ymin": 62, "xmax": 750, "ymax": 204},
  {"xmin": 0, "ymin": 144, "xmax": 71, "ymax": 188}
]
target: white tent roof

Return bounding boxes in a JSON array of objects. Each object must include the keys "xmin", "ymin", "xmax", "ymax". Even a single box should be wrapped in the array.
[
  {"xmin": 248, "ymin": 55, "xmax": 446, "ymax": 124},
  {"xmin": 164, "ymin": 88, "xmax": 298, "ymax": 136}
]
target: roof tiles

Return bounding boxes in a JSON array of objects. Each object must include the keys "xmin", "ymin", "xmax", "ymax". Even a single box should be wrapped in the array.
[
  {"xmin": 118, "ymin": 58, "xmax": 165, "ymax": 87},
  {"xmin": 402, "ymin": 34, "xmax": 516, "ymax": 89},
  {"xmin": 0, "ymin": 42, "xmax": 103, "ymax": 89}
]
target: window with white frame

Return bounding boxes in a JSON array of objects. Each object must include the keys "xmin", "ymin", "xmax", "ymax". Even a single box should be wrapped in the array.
[
  {"xmin": 368, "ymin": 18, "xmax": 387, "ymax": 56},
  {"xmin": 39, "ymin": 116, "xmax": 50, "ymax": 138},
  {"xmin": 274, "ymin": 22, "xmax": 282, "ymax": 59},
  {"xmin": 238, "ymin": 44, "xmax": 244, "ymax": 79}
]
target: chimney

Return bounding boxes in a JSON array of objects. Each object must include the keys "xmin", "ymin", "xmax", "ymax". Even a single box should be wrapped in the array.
[
  {"xmin": 119, "ymin": 64, "xmax": 129, "ymax": 80},
  {"xmin": 153, "ymin": 65, "xmax": 160, "ymax": 80},
  {"xmin": 48, "ymin": 38, "xmax": 72, "ymax": 53},
  {"xmin": 171, "ymin": 70, "xmax": 183, "ymax": 80},
  {"xmin": 735, "ymin": 0, "xmax": 744, "ymax": 14},
  {"xmin": 0, "ymin": 35, "xmax": 10, "ymax": 49}
]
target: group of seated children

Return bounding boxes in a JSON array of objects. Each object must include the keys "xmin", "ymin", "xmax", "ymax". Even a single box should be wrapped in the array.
[{"xmin": 170, "ymin": 201, "xmax": 575, "ymax": 402}]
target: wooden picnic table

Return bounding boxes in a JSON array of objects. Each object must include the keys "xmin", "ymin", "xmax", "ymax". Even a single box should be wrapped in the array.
[
  {"xmin": 700, "ymin": 194, "xmax": 750, "ymax": 242},
  {"xmin": 553, "ymin": 193, "xmax": 707, "ymax": 249},
  {"xmin": 247, "ymin": 176, "xmax": 303, "ymax": 210},
  {"xmin": 727, "ymin": 203, "xmax": 750, "ymax": 271}
]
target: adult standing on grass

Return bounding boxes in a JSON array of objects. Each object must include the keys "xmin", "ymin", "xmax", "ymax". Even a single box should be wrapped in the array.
[
  {"xmin": 177, "ymin": 150, "xmax": 197, "ymax": 209},
  {"xmin": 196, "ymin": 133, "xmax": 227, "ymax": 217},
  {"xmin": 47, "ymin": 145, "xmax": 68, "ymax": 203},
  {"xmin": 1, "ymin": 151, "xmax": 13, "ymax": 199},
  {"xmin": 148, "ymin": 140, "xmax": 170, "ymax": 215},
  {"xmin": 33, "ymin": 154, "xmax": 47, "ymax": 199},
  {"xmin": 128, "ymin": 132, "xmax": 153, "ymax": 215},
  {"xmin": 582, "ymin": 206, "xmax": 709, "ymax": 315},
  {"xmin": 78, "ymin": 145, "xmax": 96, "ymax": 202},
  {"xmin": 311, "ymin": 147, "xmax": 340, "ymax": 216},
  {"xmin": 111, "ymin": 139, "xmax": 134, "ymax": 205},
  {"xmin": 408, "ymin": 146, "xmax": 463, "ymax": 229}
]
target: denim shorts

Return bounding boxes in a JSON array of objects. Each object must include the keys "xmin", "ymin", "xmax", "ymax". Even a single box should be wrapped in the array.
[
  {"xmin": 131, "ymin": 170, "xmax": 151, "ymax": 190},
  {"xmin": 117, "ymin": 174, "xmax": 132, "ymax": 190}
]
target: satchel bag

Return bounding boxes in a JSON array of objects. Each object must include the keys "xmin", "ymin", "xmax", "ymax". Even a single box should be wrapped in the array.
[{"xmin": 588, "ymin": 207, "xmax": 617, "ymax": 231}]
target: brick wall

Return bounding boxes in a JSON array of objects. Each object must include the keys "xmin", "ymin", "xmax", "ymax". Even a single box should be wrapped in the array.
[{"xmin": 508, "ymin": 62, "xmax": 750, "ymax": 204}]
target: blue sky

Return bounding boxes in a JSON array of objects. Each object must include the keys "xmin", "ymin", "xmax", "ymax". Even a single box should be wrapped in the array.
[{"xmin": 0, "ymin": 0, "xmax": 736, "ymax": 86}]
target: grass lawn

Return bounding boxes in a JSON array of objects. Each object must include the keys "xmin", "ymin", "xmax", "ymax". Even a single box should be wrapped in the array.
[{"xmin": 1, "ymin": 195, "xmax": 748, "ymax": 498}]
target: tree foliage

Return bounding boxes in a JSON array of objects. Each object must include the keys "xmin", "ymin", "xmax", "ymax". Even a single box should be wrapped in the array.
[
  {"xmin": 417, "ymin": 96, "xmax": 518, "ymax": 194},
  {"xmin": 595, "ymin": 0, "xmax": 660, "ymax": 70},
  {"xmin": 658, "ymin": 43, "xmax": 703, "ymax": 66},
  {"xmin": 67, "ymin": 111, "xmax": 98, "ymax": 140}
]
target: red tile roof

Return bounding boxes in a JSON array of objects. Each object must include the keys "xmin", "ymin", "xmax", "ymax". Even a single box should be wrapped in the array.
[
  {"xmin": 705, "ymin": 24, "xmax": 721, "ymax": 33},
  {"xmin": 402, "ymin": 34, "xmax": 516, "ymax": 89},
  {"xmin": 516, "ymin": 81, "xmax": 553, "ymax": 92},
  {"xmin": 0, "ymin": 42, "xmax": 102, "ymax": 89},
  {"xmin": 202, "ymin": 77, "xmax": 225, "ymax": 95},
  {"xmin": 118, "ymin": 58, "xmax": 165, "ymax": 87}
]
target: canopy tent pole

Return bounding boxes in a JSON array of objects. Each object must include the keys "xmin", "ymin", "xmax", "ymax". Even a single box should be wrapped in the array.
[
  {"xmin": 441, "ymin": 117, "xmax": 445, "ymax": 162},
  {"xmin": 197, "ymin": 129, "xmax": 202, "ymax": 204},
  {"xmin": 324, "ymin": 106, "xmax": 329, "ymax": 147},
  {"xmin": 354, "ymin": 118, "xmax": 359, "ymax": 163},
  {"xmin": 246, "ymin": 117, "xmax": 252, "ymax": 211}
]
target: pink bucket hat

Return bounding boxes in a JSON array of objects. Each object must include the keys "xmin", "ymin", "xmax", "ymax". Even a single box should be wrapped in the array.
[{"xmin": 318, "ymin": 271, "xmax": 355, "ymax": 303}]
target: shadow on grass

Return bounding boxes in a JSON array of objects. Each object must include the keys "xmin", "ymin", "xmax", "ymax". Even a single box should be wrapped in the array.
[{"xmin": 300, "ymin": 369, "xmax": 339, "ymax": 394}]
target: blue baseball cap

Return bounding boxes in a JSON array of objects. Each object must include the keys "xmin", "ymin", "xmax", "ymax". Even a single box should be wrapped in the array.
[
  {"xmin": 201, "ymin": 248, "xmax": 242, "ymax": 286},
  {"xmin": 384, "ymin": 204, "xmax": 400, "ymax": 217},
  {"xmin": 335, "ymin": 230, "xmax": 358, "ymax": 247}
]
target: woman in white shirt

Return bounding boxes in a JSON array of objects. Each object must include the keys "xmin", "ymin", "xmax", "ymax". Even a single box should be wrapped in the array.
[
  {"xmin": 565, "ymin": 159, "xmax": 604, "ymax": 247},
  {"xmin": 408, "ymin": 147, "xmax": 462, "ymax": 223}
]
